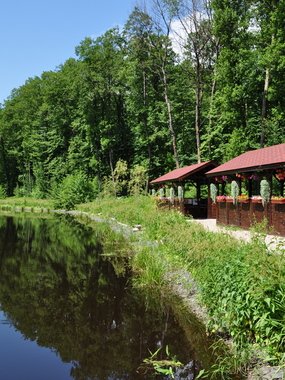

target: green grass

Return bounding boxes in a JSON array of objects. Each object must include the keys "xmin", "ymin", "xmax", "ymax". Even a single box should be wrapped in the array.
[{"xmin": 0, "ymin": 197, "xmax": 54, "ymax": 209}]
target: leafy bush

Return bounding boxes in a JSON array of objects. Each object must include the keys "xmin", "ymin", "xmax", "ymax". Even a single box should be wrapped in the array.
[
  {"xmin": 128, "ymin": 165, "xmax": 147, "ymax": 196},
  {"xmin": 101, "ymin": 160, "xmax": 129, "ymax": 197},
  {"xmin": 31, "ymin": 186, "xmax": 46, "ymax": 199},
  {"xmin": 13, "ymin": 185, "xmax": 26, "ymax": 197},
  {"xmin": 90, "ymin": 176, "xmax": 100, "ymax": 198},
  {"xmin": 52, "ymin": 172, "xmax": 94, "ymax": 210},
  {"xmin": 0, "ymin": 185, "xmax": 7, "ymax": 199},
  {"xmin": 16, "ymin": 173, "xmax": 34, "ymax": 196}
]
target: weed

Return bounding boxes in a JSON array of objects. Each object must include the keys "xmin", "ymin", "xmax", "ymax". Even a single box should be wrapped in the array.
[{"xmin": 137, "ymin": 345, "xmax": 183, "ymax": 378}]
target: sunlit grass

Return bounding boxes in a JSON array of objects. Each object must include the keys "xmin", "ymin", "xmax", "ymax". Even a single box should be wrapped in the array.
[{"xmin": 0, "ymin": 197, "xmax": 54, "ymax": 208}]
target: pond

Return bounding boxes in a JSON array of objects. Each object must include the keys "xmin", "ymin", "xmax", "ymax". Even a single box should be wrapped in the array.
[{"xmin": 0, "ymin": 214, "xmax": 216, "ymax": 380}]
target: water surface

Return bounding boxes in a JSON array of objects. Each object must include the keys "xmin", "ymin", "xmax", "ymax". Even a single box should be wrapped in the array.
[{"xmin": 0, "ymin": 214, "xmax": 210, "ymax": 379}]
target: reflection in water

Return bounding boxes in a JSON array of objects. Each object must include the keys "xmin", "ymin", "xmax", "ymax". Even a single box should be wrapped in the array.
[{"xmin": 0, "ymin": 215, "xmax": 199, "ymax": 380}]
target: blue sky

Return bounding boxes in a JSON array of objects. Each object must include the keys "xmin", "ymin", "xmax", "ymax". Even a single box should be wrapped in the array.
[{"xmin": 0, "ymin": 0, "xmax": 136, "ymax": 104}]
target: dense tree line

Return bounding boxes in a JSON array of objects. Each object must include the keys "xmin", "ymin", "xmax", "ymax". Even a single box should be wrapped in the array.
[{"xmin": 0, "ymin": 0, "xmax": 285, "ymax": 197}]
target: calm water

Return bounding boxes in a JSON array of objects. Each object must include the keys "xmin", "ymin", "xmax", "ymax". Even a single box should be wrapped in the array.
[{"xmin": 0, "ymin": 215, "xmax": 212, "ymax": 380}]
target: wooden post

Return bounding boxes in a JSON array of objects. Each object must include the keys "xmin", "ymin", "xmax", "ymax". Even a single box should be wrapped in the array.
[
  {"xmin": 269, "ymin": 172, "xmax": 273, "ymax": 198},
  {"xmin": 197, "ymin": 181, "xmax": 201, "ymax": 200},
  {"xmin": 248, "ymin": 178, "xmax": 253, "ymax": 198}
]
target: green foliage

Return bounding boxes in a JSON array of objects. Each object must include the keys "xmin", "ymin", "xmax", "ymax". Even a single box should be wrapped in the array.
[
  {"xmin": 113, "ymin": 159, "xmax": 128, "ymax": 196},
  {"xmin": 139, "ymin": 345, "xmax": 183, "ymax": 378},
  {"xmin": 200, "ymin": 246, "xmax": 285, "ymax": 362},
  {"xmin": 90, "ymin": 176, "xmax": 100, "ymax": 198},
  {"xmin": 0, "ymin": 185, "xmax": 6, "ymax": 199},
  {"xmin": 100, "ymin": 177, "xmax": 116, "ymax": 198},
  {"xmin": 101, "ymin": 160, "xmax": 129, "ymax": 198},
  {"xmin": 128, "ymin": 165, "xmax": 148, "ymax": 196},
  {"xmin": 197, "ymin": 341, "xmax": 253, "ymax": 379},
  {"xmin": 30, "ymin": 186, "xmax": 46, "ymax": 199},
  {"xmin": 52, "ymin": 172, "xmax": 94, "ymax": 210},
  {"xmin": 132, "ymin": 246, "xmax": 167, "ymax": 292}
]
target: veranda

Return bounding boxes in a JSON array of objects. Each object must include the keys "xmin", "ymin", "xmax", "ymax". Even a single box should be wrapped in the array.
[
  {"xmin": 150, "ymin": 161, "xmax": 217, "ymax": 219},
  {"xmin": 206, "ymin": 143, "xmax": 285, "ymax": 236}
]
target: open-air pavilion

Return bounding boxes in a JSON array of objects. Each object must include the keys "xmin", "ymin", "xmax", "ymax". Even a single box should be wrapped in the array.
[
  {"xmin": 206, "ymin": 143, "xmax": 285, "ymax": 235},
  {"xmin": 150, "ymin": 161, "xmax": 217, "ymax": 219}
]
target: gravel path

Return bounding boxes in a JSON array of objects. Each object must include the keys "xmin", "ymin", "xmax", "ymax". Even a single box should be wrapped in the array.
[{"xmin": 190, "ymin": 219, "xmax": 285, "ymax": 254}]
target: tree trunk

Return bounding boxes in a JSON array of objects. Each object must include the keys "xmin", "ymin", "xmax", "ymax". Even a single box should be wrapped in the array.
[
  {"xmin": 161, "ymin": 66, "xmax": 180, "ymax": 168},
  {"xmin": 143, "ymin": 69, "xmax": 151, "ymax": 167},
  {"xmin": 143, "ymin": 69, "xmax": 151, "ymax": 193},
  {"xmin": 109, "ymin": 149, "xmax": 116, "ymax": 196},
  {"xmin": 260, "ymin": 66, "xmax": 270, "ymax": 148},
  {"xmin": 195, "ymin": 63, "xmax": 202, "ymax": 164},
  {"xmin": 0, "ymin": 137, "xmax": 8, "ymax": 193},
  {"xmin": 207, "ymin": 42, "xmax": 219, "ymax": 158}
]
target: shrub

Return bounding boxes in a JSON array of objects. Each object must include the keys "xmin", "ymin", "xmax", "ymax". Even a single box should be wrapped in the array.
[
  {"xmin": 0, "ymin": 185, "xmax": 6, "ymax": 199},
  {"xmin": 31, "ymin": 186, "xmax": 46, "ymax": 199},
  {"xmin": 52, "ymin": 172, "xmax": 94, "ymax": 210},
  {"xmin": 90, "ymin": 176, "xmax": 100, "ymax": 198},
  {"xmin": 128, "ymin": 165, "xmax": 148, "ymax": 196},
  {"xmin": 17, "ymin": 173, "xmax": 34, "ymax": 196},
  {"xmin": 101, "ymin": 160, "xmax": 129, "ymax": 198},
  {"xmin": 13, "ymin": 185, "xmax": 26, "ymax": 197}
]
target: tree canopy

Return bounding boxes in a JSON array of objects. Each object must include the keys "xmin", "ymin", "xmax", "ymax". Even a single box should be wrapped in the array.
[{"xmin": 1, "ymin": 0, "xmax": 285, "ymax": 196}]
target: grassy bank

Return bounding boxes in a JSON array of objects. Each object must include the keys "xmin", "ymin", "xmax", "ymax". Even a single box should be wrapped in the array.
[
  {"xmin": 77, "ymin": 196, "xmax": 285, "ymax": 376},
  {"xmin": 0, "ymin": 197, "xmax": 54, "ymax": 209}
]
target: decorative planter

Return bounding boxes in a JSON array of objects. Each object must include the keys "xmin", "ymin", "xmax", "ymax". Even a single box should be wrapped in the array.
[
  {"xmin": 271, "ymin": 199, "xmax": 285, "ymax": 204},
  {"xmin": 251, "ymin": 198, "xmax": 262, "ymax": 203},
  {"xmin": 216, "ymin": 197, "xmax": 226, "ymax": 203},
  {"xmin": 238, "ymin": 199, "xmax": 250, "ymax": 203}
]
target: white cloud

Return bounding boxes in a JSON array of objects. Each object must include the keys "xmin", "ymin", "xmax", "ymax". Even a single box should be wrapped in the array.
[{"xmin": 169, "ymin": 18, "xmax": 187, "ymax": 58}]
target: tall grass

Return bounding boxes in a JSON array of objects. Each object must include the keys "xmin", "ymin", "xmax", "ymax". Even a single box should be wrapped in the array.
[{"xmin": 0, "ymin": 197, "xmax": 54, "ymax": 208}]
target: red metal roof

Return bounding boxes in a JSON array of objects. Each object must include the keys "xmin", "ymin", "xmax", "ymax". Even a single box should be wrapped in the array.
[
  {"xmin": 207, "ymin": 143, "xmax": 285, "ymax": 176},
  {"xmin": 150, "ymin": 161, "xmax": 214, "ymax": 184}
]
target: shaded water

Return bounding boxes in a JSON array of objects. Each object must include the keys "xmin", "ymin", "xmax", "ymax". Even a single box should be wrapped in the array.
[{"xmin": 0, "ymin": 214, "xmax": 213, "ymax": 380}]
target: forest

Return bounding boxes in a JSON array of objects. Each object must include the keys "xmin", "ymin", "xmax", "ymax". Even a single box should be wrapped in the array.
[{"xmin": 0, "ymin": 0, "xmax": 285, "ymax": 199}]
